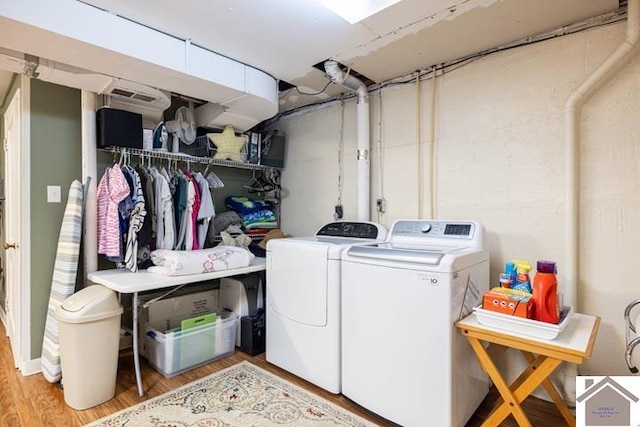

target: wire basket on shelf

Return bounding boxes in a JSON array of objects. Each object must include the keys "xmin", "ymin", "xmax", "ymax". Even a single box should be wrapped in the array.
[{"xmin": 193, "ymin": 135, "xmax": 216, "ymax": 158}]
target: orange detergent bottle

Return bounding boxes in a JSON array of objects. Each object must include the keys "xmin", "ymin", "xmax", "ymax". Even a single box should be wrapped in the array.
[{"xmin": 531, "ymin": 260, "xmax": 559, "ymax": 324}]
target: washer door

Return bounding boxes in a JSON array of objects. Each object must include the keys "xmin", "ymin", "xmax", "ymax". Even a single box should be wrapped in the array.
[{"xmin": 267, "ymin": 241, "xmax": 329, "ymax": 326}]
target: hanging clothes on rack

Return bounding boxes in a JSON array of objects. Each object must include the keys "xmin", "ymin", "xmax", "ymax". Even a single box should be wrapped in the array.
[
  {"xmin": 150, "ymin": 166, "xmax": 175, "ymax": 250},
  {"xmin": 123, "ymin": 165, "xmax": 146, "ymax": 272},
  {"xmin": 97, "ymin": 155, "xmax": 148, "ymax": 272},
  {"xmin": 97, "ymin": 165, "xmax": 130, "ymax": 259},
  {"xmin": 174, "ymin": 171, "xmax": 196, "ymax": 250},
  {"xmin": 184, "ymin": 169, "xmax": 201, "ymax": 250},
  {"xmin": 134, "ymin": 164, "xmax": 155, "ymax": 267},
  {"xmin": 194, "ymin": 171, "xmax": 215, "ymax": 249},
  {"xmin": 96, "ymin": 146, "xmax": 281, "ymax": 268}
]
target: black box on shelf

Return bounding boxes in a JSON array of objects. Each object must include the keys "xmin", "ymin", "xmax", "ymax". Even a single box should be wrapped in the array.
[
  {"xmin": 260, "ymin": 134, "xmax": 285, "ymax": 168},
  {"xmin": 96, "ymin": 107, "xmax": 143, "ymax": 149}
]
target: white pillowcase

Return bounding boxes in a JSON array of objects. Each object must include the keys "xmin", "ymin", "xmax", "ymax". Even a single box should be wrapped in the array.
[{"xmin": 148, "ymin": 246, "xmax": 255, "ymax": 276}]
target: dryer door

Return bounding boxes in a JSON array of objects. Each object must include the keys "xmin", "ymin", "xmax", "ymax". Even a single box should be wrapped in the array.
[{"xmin": 267, "ymin": 241, "xmax": 329, "ymax": 326}]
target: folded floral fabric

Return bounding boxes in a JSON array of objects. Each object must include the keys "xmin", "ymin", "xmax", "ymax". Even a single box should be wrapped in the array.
[{"xmin": 148, "ymin": 246, "xmax": 254, "ymax": 276}]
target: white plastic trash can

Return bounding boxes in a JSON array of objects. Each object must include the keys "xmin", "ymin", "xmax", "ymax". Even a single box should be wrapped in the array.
[{"xmin": 55, "ymin": 285, "xmax": 123, "ymax": 410}]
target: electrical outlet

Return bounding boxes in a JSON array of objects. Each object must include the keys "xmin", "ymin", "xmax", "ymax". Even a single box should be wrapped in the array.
[
  {"xmin": 376, "ymin": 198, "xmax": 386, "ymax": 213},
  {"xmin": 47, "ymin": 185, "xmax": 61, "ymax": 203}
]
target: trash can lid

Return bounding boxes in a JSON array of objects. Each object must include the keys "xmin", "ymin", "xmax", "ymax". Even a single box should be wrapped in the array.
[{"xmin": 58, "ymin": 285, "xmax": 122, "ymax": 320}]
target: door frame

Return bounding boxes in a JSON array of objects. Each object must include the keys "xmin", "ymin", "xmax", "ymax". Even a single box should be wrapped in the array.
[{"xmin": 2, "ymin": 76, "xmax": 31, "ymax": 373}]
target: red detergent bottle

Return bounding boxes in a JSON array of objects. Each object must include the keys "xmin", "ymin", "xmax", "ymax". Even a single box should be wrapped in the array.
[{"xmin": 532, "ymin": 261, "xmax": 559, "ymax": 324}]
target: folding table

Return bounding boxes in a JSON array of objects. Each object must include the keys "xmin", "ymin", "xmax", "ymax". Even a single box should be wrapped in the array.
[
  {"xmin": 455, "ymin": 311, "xmax": 600, "ymax": 427},
  {"xmin": 88, "ymin": 257, "xmax": 266, "ymax": 396}
]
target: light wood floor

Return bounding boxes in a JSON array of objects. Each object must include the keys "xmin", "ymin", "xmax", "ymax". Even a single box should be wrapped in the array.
[{"xmin": 0, "ymin": 324, "xmax": 568, "ymax": 426}]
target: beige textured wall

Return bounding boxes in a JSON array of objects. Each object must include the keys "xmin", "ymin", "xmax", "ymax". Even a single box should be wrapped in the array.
[{"xmin": 275, "ymin": 21, "xmax": 640, "ymax": 378}]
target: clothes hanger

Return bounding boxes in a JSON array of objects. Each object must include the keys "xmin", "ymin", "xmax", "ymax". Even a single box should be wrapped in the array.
[
  {"xmin": 118, "ymin": 148, "xmax": 126, "ymax": 166},
  {"xmin": 205, "ymin": 170, "xmax": 224, "ymax": 188},
  {"xmin": 243, "ymin": 169, "xmax": 260, "ymax": 191},
  {"xmin": 244, "ymin": 170, "xmax": 275, "ymax": 193},
  {"xmin": 203, "ymin": 158, "xmax": 214, "ymax": 176}
]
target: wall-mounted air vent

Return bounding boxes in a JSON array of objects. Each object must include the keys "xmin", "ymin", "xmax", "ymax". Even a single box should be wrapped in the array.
[
  {"xmin": 101, "ymin": 78, "xmax": 171, "ymax": 111},
  {"xmin": 110, "ymin": 87, "xmax": 157, "ymax": 103},
  {"xmin": 100, "ymin": 78, "xmax": 171, "ymax": 124}
]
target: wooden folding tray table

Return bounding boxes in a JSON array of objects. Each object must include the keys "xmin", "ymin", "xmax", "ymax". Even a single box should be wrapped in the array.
[{"xmin": 455, "ymin": 311, "xmax": 600, "ymax": 427}]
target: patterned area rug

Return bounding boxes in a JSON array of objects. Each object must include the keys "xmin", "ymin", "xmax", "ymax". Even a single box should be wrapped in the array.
[{"xmin": 85, "ymin": 361, "xmax": 378, "ymax": 427}]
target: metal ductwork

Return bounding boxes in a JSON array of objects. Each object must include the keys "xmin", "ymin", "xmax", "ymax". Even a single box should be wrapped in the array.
[
  {"xmin": 0, "ymin": 1, "xmax": 278, "ymax": 132},
  {"xmin": 324, "ymin": 60, "xmax": 370, "ymax": 221}
]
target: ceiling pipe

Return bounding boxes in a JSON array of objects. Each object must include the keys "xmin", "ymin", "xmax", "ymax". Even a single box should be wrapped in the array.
[
  {"xmin": 324, "ymin": 60, "xmax": 370, "ymax": 221},
  {"xmin": 563, "ymin": 0, "xmax": 640, "ymax": 404}
]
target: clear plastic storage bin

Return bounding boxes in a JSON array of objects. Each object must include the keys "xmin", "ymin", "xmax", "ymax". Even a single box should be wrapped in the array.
[{"xmin": 144, "ymin": 310, "xmax": 238, "ymax": 377}]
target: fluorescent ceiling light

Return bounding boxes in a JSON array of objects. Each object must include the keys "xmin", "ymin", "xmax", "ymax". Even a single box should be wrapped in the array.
[{"xmin": 316, "ymin": 0, "xmax": 403, "ymax": 24}]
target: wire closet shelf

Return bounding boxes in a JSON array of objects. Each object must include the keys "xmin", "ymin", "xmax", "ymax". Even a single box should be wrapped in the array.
[{"xmin": 101, "ymin": 144, "xmax": 281, "ymax": 172}]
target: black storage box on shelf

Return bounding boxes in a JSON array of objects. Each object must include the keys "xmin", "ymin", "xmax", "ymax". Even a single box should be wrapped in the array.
[
  {"xmin": 96, "ymin": 107, "xmax": 143, "ymax": 149},
  {"xmin": 260, "ymin": 134, "xmax": 285, "ymax": 168}
]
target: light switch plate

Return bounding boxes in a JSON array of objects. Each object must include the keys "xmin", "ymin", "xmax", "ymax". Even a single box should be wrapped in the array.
[{"xmin": 47, "ymin": 185, "xmax": 61, "ymax": 203}]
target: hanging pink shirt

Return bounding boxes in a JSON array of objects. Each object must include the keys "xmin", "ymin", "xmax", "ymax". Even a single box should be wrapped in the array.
[
  {"xmin": 97, "ymin": 165, "xmax": 130, "ymax": 257},
  {"xmin": 183, "ymin": 170, "xmax": 201, "ymax": 250}
]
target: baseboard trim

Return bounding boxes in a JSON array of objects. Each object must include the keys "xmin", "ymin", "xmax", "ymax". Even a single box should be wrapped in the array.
[{"xmin": 20, "ymin": 357, "xmax": 42, "ymax": 376}]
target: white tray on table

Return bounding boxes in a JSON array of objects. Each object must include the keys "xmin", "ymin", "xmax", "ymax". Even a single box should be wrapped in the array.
[{"xmin": 472, "ymin": 306, "xmax": 573, "ymax": 340}]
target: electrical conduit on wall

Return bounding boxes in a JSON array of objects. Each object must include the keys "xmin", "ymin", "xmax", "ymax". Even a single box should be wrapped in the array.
[
  {"xmin": 376, "ymin": 89, "xmax": 386, "ymax": 226},
  {"xmin": 429, "ymin": 65, "xmax": 437, "ymax": 220},
  {"xmin": 324, "ymin": 61, "xmax": 370, "ymax": 222},
  {"xmin": 563, "ymin": 0, "xmax": 640, "ymax": 404},
  {"xmin": 416, "ymin": 71, "xmax": 423, "ymax": 219}
]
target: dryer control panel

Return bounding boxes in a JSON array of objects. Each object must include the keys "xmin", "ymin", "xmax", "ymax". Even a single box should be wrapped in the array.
[{"xmin": 316, "ymin": 221, "xmax": 385, "ymax": 239}]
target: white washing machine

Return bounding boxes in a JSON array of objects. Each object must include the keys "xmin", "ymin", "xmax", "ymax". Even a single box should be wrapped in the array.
[
  {"xmin": 341, "ymin": 219, "xmax": 490, "ymax": 427},
  {"xmin": 266, "ymin": 221, "xmax": 387, "ymax": 394}
]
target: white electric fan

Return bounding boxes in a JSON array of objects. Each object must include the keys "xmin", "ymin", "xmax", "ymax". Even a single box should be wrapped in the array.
[{"xmin": 165, "ymin": 104, "xmax": 197, "ymax": 153}]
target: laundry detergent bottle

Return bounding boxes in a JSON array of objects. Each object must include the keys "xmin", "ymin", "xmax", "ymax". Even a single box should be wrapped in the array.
[{"xmin": 532, "ymin": 260, "xmax": 559, "ymax": 324}]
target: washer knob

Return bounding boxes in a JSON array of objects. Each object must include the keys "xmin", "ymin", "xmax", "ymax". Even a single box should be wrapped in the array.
[{"xmin": 421, "ymin": 223, "xmax": 432, "ymax": 233}]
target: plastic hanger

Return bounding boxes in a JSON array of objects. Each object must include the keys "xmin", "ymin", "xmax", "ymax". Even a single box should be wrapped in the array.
[{"xmin": 243, "ymin": 170, "xmax": 261, "ymax": 191}]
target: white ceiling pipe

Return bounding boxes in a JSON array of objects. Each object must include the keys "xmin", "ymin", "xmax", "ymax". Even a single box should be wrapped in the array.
[
  {"xmin": 563, "ymin": 0, "xmax": 640, "ymax": 404},
  {"xmin": 324, "ymin": 60, "xmax": 370, "ymax": 221}
]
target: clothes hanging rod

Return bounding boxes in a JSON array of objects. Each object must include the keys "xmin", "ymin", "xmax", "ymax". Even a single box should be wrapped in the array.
[{"xmin": 100, "ymin": 146, "xmax": 281, "ymax": 171}]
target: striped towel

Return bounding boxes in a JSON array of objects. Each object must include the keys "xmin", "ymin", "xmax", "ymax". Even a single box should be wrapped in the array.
[{"xmin": 41, "ymin": 180, "xmax": 84, "ymax": 383}]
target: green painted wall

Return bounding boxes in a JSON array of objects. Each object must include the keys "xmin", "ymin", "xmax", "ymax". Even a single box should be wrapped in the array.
[{"xmin": 29, "ymin": 80, "xmax": 81, "ymax": 359}]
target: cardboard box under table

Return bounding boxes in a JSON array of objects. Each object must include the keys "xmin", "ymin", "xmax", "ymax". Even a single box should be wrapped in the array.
[
  {"xmin": 86, "ymin": 257, "xmax": 267, "ymax": 397},
  {"xmin": 137, "ymin": 283, "xmax": 219, "ymax": 357},
  {"xmin": 145, "ymin": 310, "xmax": 238, "ymax": 378}
]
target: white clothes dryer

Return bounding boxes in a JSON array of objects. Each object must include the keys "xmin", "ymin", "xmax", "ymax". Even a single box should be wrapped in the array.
[
  {"xmin": 341, "ymin": 219, "xmax": 490, "ymax": 427},
  {"xmin": 265, "ymin": 221, "xmax": 387, "ymax": 394}
]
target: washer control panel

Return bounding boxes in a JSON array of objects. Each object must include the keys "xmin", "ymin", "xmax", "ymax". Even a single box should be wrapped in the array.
[{"xmin": 391, "ymin": 220, "xmax": 476, "ymax": 239}]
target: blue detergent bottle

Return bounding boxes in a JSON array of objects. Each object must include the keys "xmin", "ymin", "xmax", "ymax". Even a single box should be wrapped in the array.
[{"xmin": 504, "ymin": 262, "xmax": 516, "ymax": 288}]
